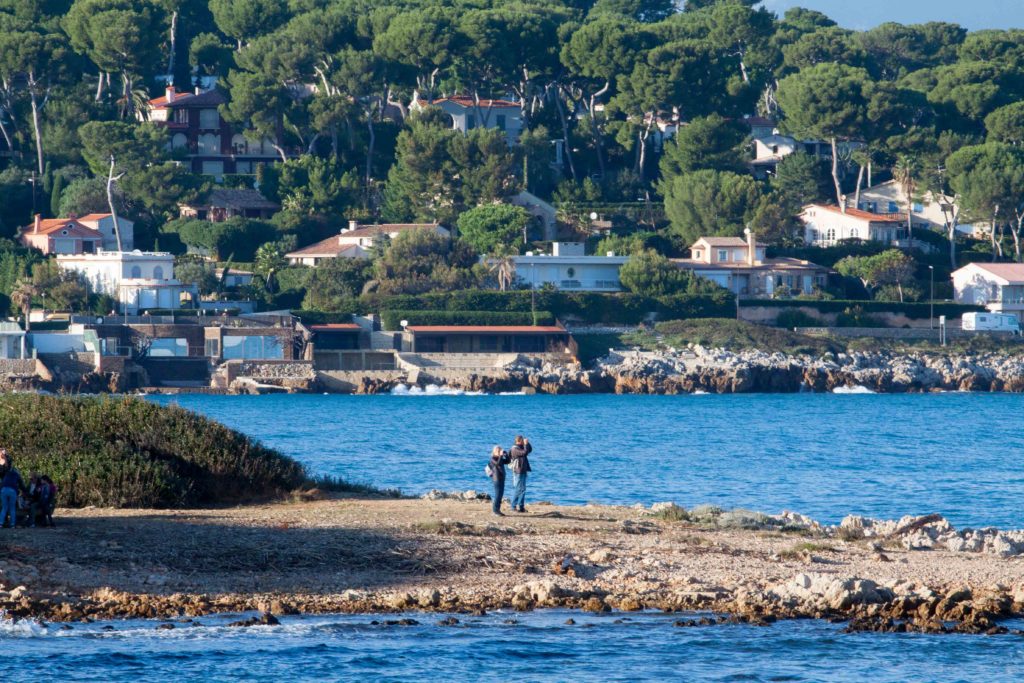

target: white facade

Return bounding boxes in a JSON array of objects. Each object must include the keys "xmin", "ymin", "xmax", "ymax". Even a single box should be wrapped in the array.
[
  {"xmin": 952, "ymin": 262, "xmax": 1024, "ymax": 322},
  {"xmin": 512, "ymin": 254, "xmax": 628, "ymax": 292},
  {"xmin": 78, "ymin": 214, "xmax": 135, "ymax": 251},
  {"xmin": 57, "ymin": 251, "xmax": 198, "ymax": 314},
  {"xmin": 800, "ymin": 204, "xmax": 905, "ymax": 246},
  {"xmin": 857, "ymin": 181, "xmax": 980, "ymax": 236},
  {"xmin": 0, "ymin": 322, "xmax": 26, "ymax": 359},
  {"xmin": 416, "ymin": 97, "xmax": 524, "ymax": 145}
]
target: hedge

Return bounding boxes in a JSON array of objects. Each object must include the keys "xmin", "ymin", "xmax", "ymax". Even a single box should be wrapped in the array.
[
  {"xmin": 381, "ymin": 310, "xmax": 555, "ymax": 330},
  {"xmin": 744, "ymin": 299, "xmax": 983, "ymax": 319},
  {"xmin": 291, "ymin": 310, "xmax": 358, "ymax": 325},
  {"xmin": 362, "ymin": 289, "xmax": 736, "ymax": 325}
]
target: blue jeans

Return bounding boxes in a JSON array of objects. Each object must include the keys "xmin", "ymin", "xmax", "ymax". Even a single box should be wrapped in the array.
[
  {"xmin": 0, "ymin": 487, "xmax": 16, "ymax": 527},
  {"xmin": 492, "ymin": 477, "xmax": 505, "ymax": 514},
  {"xmin": 510, "ymin": 472, "xmax": 527, "ymax": 510}
]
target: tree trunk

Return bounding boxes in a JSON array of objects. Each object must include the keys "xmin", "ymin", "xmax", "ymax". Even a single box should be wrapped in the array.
[
  {"xmin": 897, "ymin": 280, "xmax": 904, "ymax": 303},
  {"xmin": 830, "ymin": 137, "xmax": 844, "ymax": 212},
  {"xmin": 941, "ymin": 196, "xmax": 959, "ymax": 269},
  {"xmin": 1012, "ymin": 213, "xmax": 1023, "ymax": 262},
  {"xmin": 991, "ymin": 206, "xmax": 1000, "ymax": 260},
  {"xmin": 167, "ymin": 11, "xmax": 178, "ymax": 79},
  {"xmin": 95, "ymin": 72, "xmax": 104, "ymax": 101},
  {"xmin": 553, "ymin": 88, "xmax": 577, "ymax": 182},
  {"xmin": 588, "ymin": 82, "xmax": 610, "ymax": 178},
  {"xmin": 365, "ymin": 113, "xmax": 376, "ymax": 189},
  {"xmin": 0, "ymin": 109, "xmax": 14, "ymax": 154},
  {"xmin": 107, "ymin": 156, "xmax": 124, "ymax": 252},
  {"xmin": 28, "ymin": 75, "xmax": 44, "ymax": 175},
  {"xmin": 853, "ymin": 163, "xmax": 865, "ymax": 209}
]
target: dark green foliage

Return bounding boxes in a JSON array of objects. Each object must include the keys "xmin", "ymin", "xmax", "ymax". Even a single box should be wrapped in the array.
[
  {"xmin": 774, "ymin": 309, "xmax": 822, "ymax": 328},
  {"xmin": 169, "ymin": 217, "xmax": 276, "ymax": 261},
  {"xmin": 654, "ymin": 318, "xmax": 841, "ymax": 356},
  {"xmin": 380, "ymin": 309, "xmax": 554, "ymax": 330},
  {"xmin": 748, "ymin": 298, "xmax": 982, "ymax": 319},
  {"xmin": 0, "ymin": 395, "xmax": 308, "ymax": 508},
  {"xmin": 302, "ymin": 257, "xmax": 373, "ymax": 311}
]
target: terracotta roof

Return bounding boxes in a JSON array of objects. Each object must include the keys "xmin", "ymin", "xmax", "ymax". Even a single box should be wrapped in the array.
[
  {"xmin": 407, "ymin": 325, "xmax": 567, "ymax": 334},
  {"xmin": 965, "ymin": 263, "xmax": 1024, "ymax": 283},
  {"xmin": 149, "ymin": 89, "xmax": 226, "ymax": 109},
  {"xmin": 24, "ymin": 219, "xmax": 103, "ymax": 238},
  {"xmin": 805, "ymin": 204, "xmax": 904, "ymax": 223},
  {"xmin": 435, "ymin": 96, "xmax": 519, "ymax": 109},
  {"xmin": 694, "ymin": 237, "xmax": 764, "ymax": 247},
  {"xmin": 310, "ymin": 324, "xmax": 361, "ymax": 331},
  {"xmin": 286, "ymin": 237, "xmax": 363, "ymax": 258},
  {"xmin": 76, "ymin": 213, "xmax": 113, "ymax": 221},
  {"xmin": 341, "ymin": 223, "xmax": 444, "ymax": 239}
]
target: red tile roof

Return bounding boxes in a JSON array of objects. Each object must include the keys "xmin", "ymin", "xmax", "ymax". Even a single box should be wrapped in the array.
[
  {"xmin": 149, "ymin": 89, "xmax": 226, "ymax": 109},
  {"xmin": 341, "ymin": 223, "xmax": 444, "ymax": 239},
  {"xmin": 407, "ymin": 325, "xmax": 567, "ymax": 334},
  {"xmin": 76, "ymin": 213, "xmax": 113, "ymax": 221},
  {"xmin": 285, "ymin": 237, "xmax": 363, "ymax": 258},
  {"xmin": 24, "ymin": 218, "xmax": 103, "ymax": 238},
  {"xmin": 807, "ymin": 204, "xmax": 904, "ymax": 223}
]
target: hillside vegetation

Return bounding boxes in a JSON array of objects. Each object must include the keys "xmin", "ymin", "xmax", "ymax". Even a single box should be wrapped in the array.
[{"xmin": 0, "ymin": 395, "xmax": 308, "ymax": 508}]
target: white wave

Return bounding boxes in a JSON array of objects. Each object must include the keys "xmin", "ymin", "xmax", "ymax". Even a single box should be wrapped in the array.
[
  {"xmin": 390, "ymin": 384, "xmax": 482, "ymax": 396},
  {"xmin": 0, "ymin": 617, "xmax": 50, "ymax": 638},
  {"xmin": 832, "ymin": 385, "xmax": 876, "ymax": 394},
  {"xmin": 692, "ymin": 390, "xmax": 709, "ymax": 395}
]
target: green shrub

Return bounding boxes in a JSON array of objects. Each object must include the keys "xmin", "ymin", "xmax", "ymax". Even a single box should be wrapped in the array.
[
  {"xmin": 290, "ymin": 310, "xmax": 358, "ymax": 325},
  {"xmin": 835, "ymin": 306, "xmax": 886, "ymax": 328},
  {"xmin": 380, "ymin": 309, "xmax": 554, "ymax": 330},
  {"xmin": 747, "ymin": 298, "xmax": 982, "ymax": 319},
  {"xmin": 0, "ymin": 395, "xmax": 308, "ymax": 508}
]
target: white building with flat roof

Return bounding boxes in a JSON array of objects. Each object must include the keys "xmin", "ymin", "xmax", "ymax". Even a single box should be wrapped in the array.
[
  {"xmin": 952, "ymin": 262, "xmax": 1024, "ymax": 322},
  {"xmin": 512, "ymin": 243, "xmax": 628, "ymax": 292},
  {"xmin": 57, "ymin": 251, "xmax": 198, "ymax": 314}
]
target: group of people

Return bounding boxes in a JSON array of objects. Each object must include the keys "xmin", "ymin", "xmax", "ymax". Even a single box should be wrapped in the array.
[
  {"xmin": 0, "ymin": 448, "xmax": 57, "ymax": 529},
  {"xmin": 486, "ymin": 435, "xmax": 533, "ymax": 516}
]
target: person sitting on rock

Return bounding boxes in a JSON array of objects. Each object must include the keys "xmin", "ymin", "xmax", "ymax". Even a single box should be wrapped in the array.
[
  {"xmin": 487, "ymin": 446, "xmax": 510, "ymax": 516},
  {"xmin": 508, "ymin": 435, "xmax": 533, "ymax": 514},
  {"xmin": 28, "ymin": 474, "xmax": 56, "ymax": 528}
]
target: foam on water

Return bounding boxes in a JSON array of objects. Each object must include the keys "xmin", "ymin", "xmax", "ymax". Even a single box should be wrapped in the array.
[
  {"xmin": 832, "ymin": 385, "xmax": 876, "ymax": 394},
  {"xmin": 390, "ymin": 384, "xmax": 483, "ymax": 396}
]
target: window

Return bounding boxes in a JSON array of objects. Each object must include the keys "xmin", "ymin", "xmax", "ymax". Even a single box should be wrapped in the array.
[
  {"xmin": 235, "ymin": 160, "xmax": 252, "ymax": 174},
  {"xmin": 888, "ymin": 201, "xmax": 898, "ymax": 213},
  {"xmin": 130, "ymin": 265, "xmax": 142, "ymax": 278},
  {"xmin": 717, "ymin": 249, "xmax": 728, "ymax": 262},
  {"xmin": 204, "ymin": 339, "xmax": 220, "ymax": 357},
  {"xmin": 826, "ymin": 228, "xmax": 835, "ymax": 242},
  {"xmin": 171, "ymin": 133, "xmax": 188, "ymax": 150},
  {"xmin": 913, "ymin": 203, "xmax": 924, "ymax": 213},
  {"xmin": 148, "ymin": 338, "xmax": 189, "ymax": 357},
  {"xmin": 173, "ymin": 109, "xmax": 188, "ymax": 124},
  {"xmin": 222, "ymin": 335, "xmax": 284, "ymax": 360},
  {"xmin": 247, "ymin": 138, "xmax": 264, "ymax": 155},
  {"xmin": 199, "ymin": 108, "xmax": 220, "ymax": 129},
  {"xmin": 566, "ymin": 267, "xmax": 576, "ymax": 278},
  {"xmin": 466, "ymin": 114, "xmax": 476, "ymax": 130},
  {"xmin": 201, "ymin": 160, "xmax": 224, "ymax": 177},
  {"xmin": 82, "ymin": 241, "xmax": 95, "ymax": 254},
  {"xmin": 197, "ymin": 134, "xmax": 220, "ymax": 155},
  {"xmin": 153, "ymin": 266, "xmax": 164, "ymax": 280},
  {"xmin": 479, "ymin": 335, "xmax": 499, "ymax": 352},
  {"xmin": 496, "ymin": 115, "xmax": 506, "ymax": 130},
  {"xmin": 231, "ymin": 134, "xmax": 247, "ymax": 154}
]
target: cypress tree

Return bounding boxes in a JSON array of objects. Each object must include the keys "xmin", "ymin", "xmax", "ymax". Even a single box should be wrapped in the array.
[{"xmin": 50, "ymin": 173, "xmax": 64, "ymax": 218}]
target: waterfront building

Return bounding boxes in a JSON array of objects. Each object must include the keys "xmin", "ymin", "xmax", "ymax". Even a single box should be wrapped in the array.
[
  {"xmin": 402, "ymin": 324, "xmax": 575, "ymax": 355},
  {"xmin": 56, "ymin": 251, "xmax": 198, "ymax": 314},
  {"xmin": 799, "ymin": 204, "xmax": 906, "ymax": 247},
  {"xmin": 512, "ymin": 242, "xmax": 629, "ymax": 292},
  {"xmin": 672, "ymin": 232, "xmax": 829, "ymax": 298},
  {"xmin": 952, "ymin": 262, "xmax": 1024, "ymax": 323}
]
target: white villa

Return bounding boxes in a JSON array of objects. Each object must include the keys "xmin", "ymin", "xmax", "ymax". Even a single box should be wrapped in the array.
[
  {"xmin": 512, "ymin": 242, "xmax": 628, "ymax": 292},
  {"xmin": 413, "ymin": 96, "xmax": 523, "ymax": 145},
  {"xmin": 857, "ymin": 180, "xmax": 982, "ymax": 237},
  {"xmin": 800, "ymin": 204, "xmax": 906, "ymax": 247},
  {"xmin": 57, "ymin": 251, "xmax": 198, "ymax": 314},
  {"xmin": 286, "ymin": 222, "xmax": 450, "ymax": 266},
  {"xmin": 952, "ymin": 262, "xmax": 1024, "ymax": 322},
  {"xmin": 672, "ymin": 232, "xmax": 830, "ymax": 298}
]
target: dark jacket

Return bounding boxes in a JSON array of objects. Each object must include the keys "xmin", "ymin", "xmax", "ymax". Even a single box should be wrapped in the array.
[
  {"xmin": 489, "ymin": 451, "xmax": 510, "ymax": 481},
  {"xmin": 1, "ymin": 467, "xmax": 25, "ymax": 493},
  {"xmin": 509, "ymin": 442, "xmax": 533, "ymax": 474}
]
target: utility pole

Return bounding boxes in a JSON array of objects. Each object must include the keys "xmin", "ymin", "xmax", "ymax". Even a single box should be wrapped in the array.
[{"xmin": 928, "ymin": 265, "xmax": 935, "ymax": 329}]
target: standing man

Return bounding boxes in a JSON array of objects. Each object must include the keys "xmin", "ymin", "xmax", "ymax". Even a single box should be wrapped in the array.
[{"xmin": 509, "ymin": 435, "xmax": 533, "ymax": 513}]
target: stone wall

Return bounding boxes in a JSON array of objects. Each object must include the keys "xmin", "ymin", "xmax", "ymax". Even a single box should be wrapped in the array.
[
  {"xmin": 0, "ymin": 359, "xmax": 39, "ymax": 376},
  {"xmin": 239, "ymin": 360, "xmax": 315, "ymax": 380}
]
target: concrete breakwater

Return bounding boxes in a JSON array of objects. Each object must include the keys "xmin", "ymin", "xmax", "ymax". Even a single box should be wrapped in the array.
[{"xmin": 346, "ymin": 347, "xmax": 1024, "ymax": 395}]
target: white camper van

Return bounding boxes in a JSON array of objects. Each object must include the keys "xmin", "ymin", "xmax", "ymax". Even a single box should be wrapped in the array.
[{"xmin": 961, "ymin": 312, "xmax": 1021, "ymax": 334}]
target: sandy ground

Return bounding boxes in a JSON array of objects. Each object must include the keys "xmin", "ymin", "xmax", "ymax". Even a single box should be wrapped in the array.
[{"xmin": 3, "ymin": 496, "xmax": 1022, "ymax": 617}]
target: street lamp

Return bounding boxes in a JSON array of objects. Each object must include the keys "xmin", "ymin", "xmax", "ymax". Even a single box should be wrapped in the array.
[{"xmin": 928, "ymin": 265, "xmax": 935, "ymax": 329}]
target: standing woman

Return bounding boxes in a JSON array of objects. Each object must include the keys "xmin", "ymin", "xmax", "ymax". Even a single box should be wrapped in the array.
[
  {"xmin": 509, "ymin": 435, "xmax": 533, "ymax": 513},
  {"xmin": 488, "ymin": 446, "xmax": 510, "ymax": 516}
]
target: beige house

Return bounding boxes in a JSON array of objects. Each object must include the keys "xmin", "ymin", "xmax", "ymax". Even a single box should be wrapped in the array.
[
  {"xmin": 857, "ymin": 180, "xmax": 982, "ymax": 237},
  {"xmin": 286, "ymin": 221, "xmax": 450, "ymax": 266},
  {"xmin": 800, "ymin": 204, "xmax": 906, "ymax": 247},
  {"xmin": 672, "ymin": 232, "xmax": 830, "ymax": 298},
  {"xmin": 952, "ymin": 262, "xmax": 1024, "ymax": 322},
  {"xmin": 19, "ymin": 215, "xmax": 103, "ymax": 255}
]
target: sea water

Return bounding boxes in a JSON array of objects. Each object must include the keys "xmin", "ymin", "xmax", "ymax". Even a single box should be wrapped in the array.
[
  {"xmin": 151, "ymin": 392, "xmax": 1024, "ymax": 527},
  {"xmin": 5, "ymin": 610, "xmax": 1024, "ymax": 682},
  {"xmin": 10, "ymin": 392, "xmax": 1024, "ymax": 682}
]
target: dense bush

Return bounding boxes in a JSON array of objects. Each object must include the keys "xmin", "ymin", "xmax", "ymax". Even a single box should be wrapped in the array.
[
  {"xmin": 364, "ymin": 289, "xmax": 736, "ymax": 325},
  {"xmin": 775, "ymin": 309, "xmax": 822, "ymax": 328},
  {"xmin": 381, "ymin": 310, "xmax": 554, "ymax": 330},
  {"xmin": 0, "ymin": 395, "xmax": 308, "ymax": 508}
]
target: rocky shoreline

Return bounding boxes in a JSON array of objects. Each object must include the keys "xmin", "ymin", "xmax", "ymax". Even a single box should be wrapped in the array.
[
  {"xmin": 3, "ymin": 498, "xmax": 1024, "ymax": 636},
  {"xmin": 424, "ymin": 347, "xmax": 1024, "ymax": 395}
]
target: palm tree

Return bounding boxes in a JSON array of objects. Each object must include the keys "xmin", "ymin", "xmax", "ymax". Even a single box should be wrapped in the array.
[
  {"xmin": 489, "ymin": 250, "xmax": 517, "ymax": 292},
  {"xmin": 892, "ymin": 156, "xmax": 919, "ymax": 243},
  {"xmin": 10, "ymin": 280, "xmax": 39, "ymax": 332}
]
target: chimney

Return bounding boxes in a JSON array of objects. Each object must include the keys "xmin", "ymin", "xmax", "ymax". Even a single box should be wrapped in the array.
[
  {"xmin": 744, "ymin": 227, "xmax": 756, "ymax": 266},
  {"xmin": 33, "ymin": 214, "xmax": 41, "ymax": 234},
  {"xmin": 348, "ymin": 220, "xmax": 359, "ymax": 232},
  {"xmin": 195, "ymin": 86, "xmax": 202, "ymax": 95},
  {"xmin": 165, "ymin": 85, "xmax": 175, "ymax": 103}
]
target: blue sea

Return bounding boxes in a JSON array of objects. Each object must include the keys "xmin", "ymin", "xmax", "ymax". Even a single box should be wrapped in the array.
[{"xmin": 9, "ymin": 392, "xmax": 1024, "ymax": 681}]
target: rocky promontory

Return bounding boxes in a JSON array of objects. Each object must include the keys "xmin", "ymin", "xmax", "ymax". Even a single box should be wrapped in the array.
[{"xmin": 429, "ymin": 347, "xmax": 1024, "ymax": 395}]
